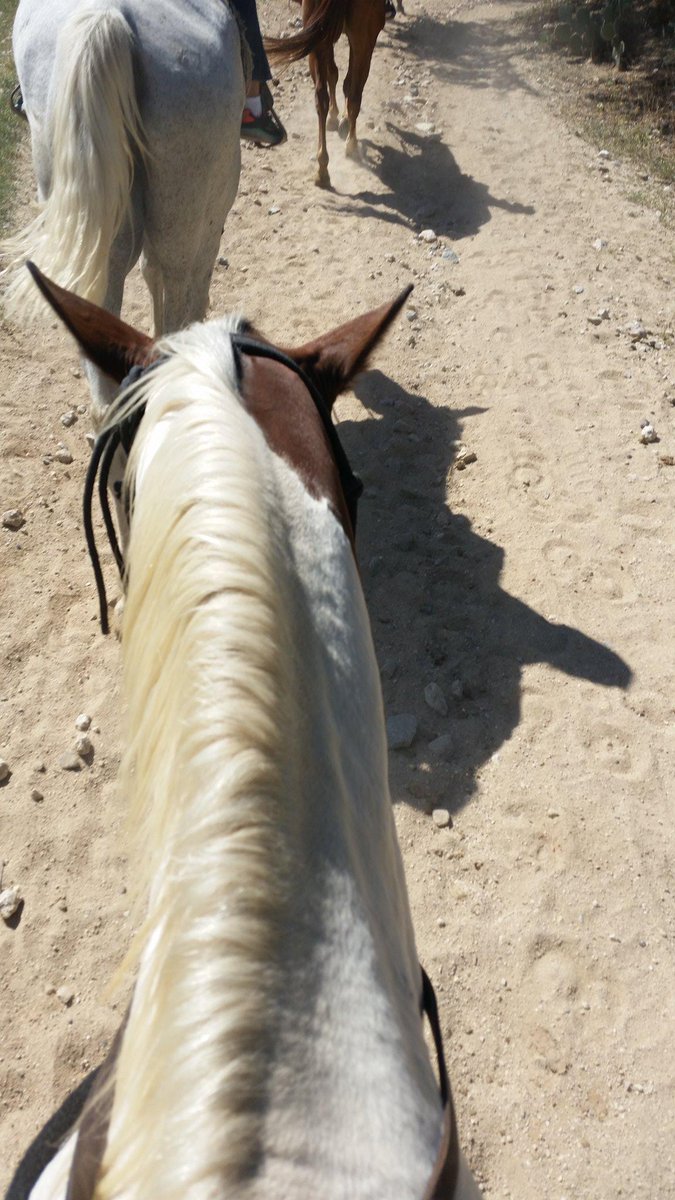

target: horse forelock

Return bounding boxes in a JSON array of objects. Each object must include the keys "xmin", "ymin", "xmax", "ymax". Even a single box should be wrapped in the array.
[{"xmin": 95, "ymin": 318, "xmax": 294, "ymax": 1200}]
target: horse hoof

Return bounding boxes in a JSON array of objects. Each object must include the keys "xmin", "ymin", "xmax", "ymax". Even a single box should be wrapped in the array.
[
  {"xmin": 327, "ymin": 112, "xmax": 339, "ymax": 132},
  {"xmin": 345, "ymin": 138, "xmax": 360, "ymax": 161},
  {"xmin": 315, "ymin": 173, "xmax": 331, "ymax": 189},
  {"xmin": 337, "ymin": 116, "xmax": 349, "ymax": 142}
]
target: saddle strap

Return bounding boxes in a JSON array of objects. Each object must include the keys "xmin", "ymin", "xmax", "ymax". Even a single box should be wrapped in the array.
[{"xmin": 421, "ymin": 967, "xmax": 460, "ymax": 1200}]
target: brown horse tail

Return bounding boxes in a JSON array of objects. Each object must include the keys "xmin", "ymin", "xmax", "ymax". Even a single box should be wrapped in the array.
[{"xmin": 264, "ymin": 0, "xmax": 345, "ymax": 65}]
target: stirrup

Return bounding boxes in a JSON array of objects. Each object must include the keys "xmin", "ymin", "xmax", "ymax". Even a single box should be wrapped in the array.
[
  {"xmin": 242, "ymin": 83, "xmax": 287, "ymax": 147},
  {"xmin": 10, "ymin": 83, "xmax": 26, "ymax": 118}
]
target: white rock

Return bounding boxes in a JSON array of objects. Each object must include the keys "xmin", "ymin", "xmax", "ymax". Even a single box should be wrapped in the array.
[
  {"xmin": 639, "ymin": 423, "xmax": 658, "ymax": 444},
  {"xmin": 424, "ymin": 682, "xmax": 448, "ymax": 716},
  {"xmin": 386, "ymin": 714, "xmax": 418, "ymax": 750},
  {"xmin": 628, "ymin": 321, "xmax": 647, "ymax": 341},
  {"xmin": 593, "ymin": 238, "xmax": 608, "ymax": 250},
  {"xmin": 60, "ymin": 411, "xmax": 77, "ymax": 427},
  {"xmin": 432, "ymin": 808, "xmax": 452, "ymax": 828},
  {"xmin": 2, "ymin": 510, "xmax": 25, "ymax": 531},
  {"xmin": 75, "ymin": 713, "xmax": 92, "ymax": 732},
  {"xmin": 56, "ymin": 986, "xmax": 74, "ymax": 1007},
  {"xmin": 428, "ymin": 733, "xmax": 455, "ymax": 760},
  {"xmin": 55, "ymin": 448, "xmax": 73, "ymax": 465},
  {"xmin": 0, "ymin": 759, "xmax": 10, "ymax": 783},
  {"xmin": 75, "ymin": 735, "xmax": 93, "ymax": 758},
  {"xmin": 59, "ymin": 751, "xmax": 82, "ymax": 772},
  {"xmin": 0, "ymin": 886, "xmax": 22, "ymax": 921},
  {"xmin": 419, "ymin": 229, "xmax": 437, "ymax": 243},
  {"xmin": 597, "ymin": 149, "xmax": 610, "ymax": 158}
]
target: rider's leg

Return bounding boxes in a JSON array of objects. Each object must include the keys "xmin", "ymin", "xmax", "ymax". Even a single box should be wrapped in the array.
[{"xmin": 230, "ymin": 0, "xmax": 287, "ymax": 145}]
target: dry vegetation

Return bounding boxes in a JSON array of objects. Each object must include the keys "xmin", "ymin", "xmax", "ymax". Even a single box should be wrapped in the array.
[
  {"xmin": 521, "ymin": 0, "xmax": 675, "ymax": 210},
  {"xmin": 0, "ymin": 0, "xmax": 24, "ymax": 230}
]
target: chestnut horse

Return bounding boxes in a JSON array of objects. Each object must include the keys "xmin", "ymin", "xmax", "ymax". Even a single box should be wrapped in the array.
[
  {"xmin": 267, "ymin": 0, "xmax": 387, "ymax": 188},
  {"xmin": 4, "ymin": 266, "xmax": 482, "ymax": 1200}
]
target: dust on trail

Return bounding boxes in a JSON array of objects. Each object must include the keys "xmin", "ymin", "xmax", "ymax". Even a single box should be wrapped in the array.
[{"xmin": 1, "ymin": 0, "xmax": 674, "ymax": 1195}]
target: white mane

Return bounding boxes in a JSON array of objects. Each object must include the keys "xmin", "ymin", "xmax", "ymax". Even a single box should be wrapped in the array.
[{"xmin": 96, "ymin": 319, "xmax": 291, "ymax": 1200}]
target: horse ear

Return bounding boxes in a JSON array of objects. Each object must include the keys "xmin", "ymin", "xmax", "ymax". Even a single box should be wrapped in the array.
[
  {"xmin": 281, "ymin": 285, "xmax": 413, "ymax": 410},
  {"xmin": 26, "ymin": 262, "xmax": 153, "ymax": 382}
]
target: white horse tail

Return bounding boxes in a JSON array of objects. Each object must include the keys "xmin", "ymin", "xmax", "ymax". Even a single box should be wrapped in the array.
[{"xmin": 2, "ymin": 7, "xmax": 145, "ymax": 323}]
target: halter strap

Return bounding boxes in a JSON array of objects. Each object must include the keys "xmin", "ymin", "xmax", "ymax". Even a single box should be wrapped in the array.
[{"xmin": 83, "ymin": 338, "xmax": 362, "ymax": 635}]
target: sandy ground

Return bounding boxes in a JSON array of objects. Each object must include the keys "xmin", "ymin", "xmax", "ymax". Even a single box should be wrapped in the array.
[{"xmin": 1, "ymin": 0, "xmax": 674, "ymax": 1195}]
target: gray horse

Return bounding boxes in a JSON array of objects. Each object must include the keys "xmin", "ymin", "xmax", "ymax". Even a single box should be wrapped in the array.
[{"xmin": 3, "ymin": 0, "xmax": 245, "ymax": 411}]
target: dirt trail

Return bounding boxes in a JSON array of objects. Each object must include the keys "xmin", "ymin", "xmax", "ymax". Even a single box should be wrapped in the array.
[{"xmin": 1, "ymin": 0, "xmax": 674, "ymax": 1195}]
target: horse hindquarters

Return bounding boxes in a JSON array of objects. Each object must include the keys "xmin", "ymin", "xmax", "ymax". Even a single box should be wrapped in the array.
[
  {"xmin": 137, "ymin": 29, "xmax": 244, "ymax": 334},
  {"xmin": 3, "ymin": 6, "xmax": 145, "ymax": 324}
]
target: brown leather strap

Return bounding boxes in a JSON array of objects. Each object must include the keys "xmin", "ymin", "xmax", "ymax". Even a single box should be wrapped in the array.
[
  {"xmin": 65, "ymin": 1016, "xmax": 127, "ymax": 1200},
  {"xmin": 420, "ymin": 966, "xmax": 460, "ymax": 1200}
]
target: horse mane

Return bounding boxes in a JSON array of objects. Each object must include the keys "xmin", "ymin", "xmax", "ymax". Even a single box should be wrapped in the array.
[{"xmin": 95, "ymin": 319, "xmax": 290, "ymax": 1200}]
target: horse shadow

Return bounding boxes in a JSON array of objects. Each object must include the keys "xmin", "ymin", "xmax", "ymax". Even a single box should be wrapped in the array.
[
  {"xmin": 340, "ymin": 369, "xmax": 632, "ymax": 814},
  {"xmin": 328, "ymin": 125, "xmax": 535, "ymax": 238}
]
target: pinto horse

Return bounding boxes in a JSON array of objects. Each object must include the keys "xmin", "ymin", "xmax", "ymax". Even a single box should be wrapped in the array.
[
  {"xmin": 5, "ymin": 265, "xmax": 482, "ymax": 1200},
  {"xmin": 1, "ymin": 0, "xmax": 245, "ymax": 414},
  {"xmin": 267, "ymin": 0, "xmax": 387, "ymax": 188}
]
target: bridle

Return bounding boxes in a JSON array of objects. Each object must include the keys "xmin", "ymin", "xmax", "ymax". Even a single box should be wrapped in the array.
[{"xmin": 83, "ymin": 335, "xmax": 364, "ymax": 634}]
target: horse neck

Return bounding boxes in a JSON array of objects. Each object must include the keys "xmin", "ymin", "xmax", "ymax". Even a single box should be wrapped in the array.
[
  {"xmin": 96, "ymin": 328, "xmax": 441, "ymax": 1200},
  {"xmin": 253, "ymin": 457, "xmax": 445, "ymax": 1198}
]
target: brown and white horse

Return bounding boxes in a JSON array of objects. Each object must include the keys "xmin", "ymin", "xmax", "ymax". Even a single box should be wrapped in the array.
[
  {"xmin": 267, "ymin": 0, "xmax": 388, "ymax": 188},
  {"xmin": 6, "ymin": 268, "xmax": 482, "ymax": 1200}
]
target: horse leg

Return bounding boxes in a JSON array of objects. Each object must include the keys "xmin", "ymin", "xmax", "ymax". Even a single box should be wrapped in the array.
[
  {"xmin": 141, "ymin": 241, "xmax": 215, "ymax": 335},
  {"xmin": 340, "ymin": 5, "xmax": 384, "ymax": 159},
  {"xmin": 326, "ymin": 45, "xmax": 339, "ymax": 132},
  {"xmin": 307, "ymin": 48, "xmax": 332, "ymax": 189},
  {"xmin": 300, "ymin": 0, "xmax": 331, "ymax": 187}
]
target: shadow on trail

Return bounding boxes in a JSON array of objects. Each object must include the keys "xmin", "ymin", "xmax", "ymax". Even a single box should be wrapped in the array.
[
  {"xmin": 384, "ymin": 11, "xmax": 540, "ymax": 94},
  {"xmin": 328, "ymin": 125, "xmax": 535, "ymax": 237},
  {"xmin": 340, "ymin": 369, "xmax": 632, "ymax": 815}
]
